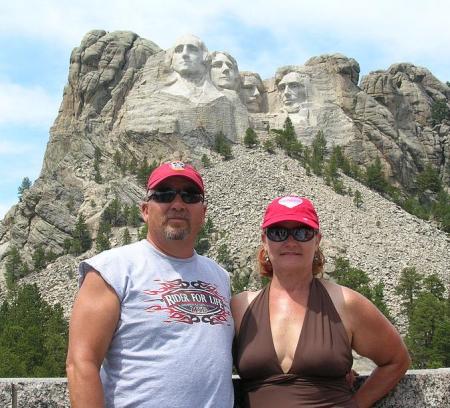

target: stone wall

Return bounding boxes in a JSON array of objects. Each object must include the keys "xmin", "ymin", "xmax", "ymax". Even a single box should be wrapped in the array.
[{"xmin": 0, "ymin": 369, "xmax": 449, "ymax": 407}]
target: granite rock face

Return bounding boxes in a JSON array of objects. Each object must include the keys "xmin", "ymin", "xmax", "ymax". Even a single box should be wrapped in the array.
[
  {"xmin": 0, "ymin": 31, "xmax": 449, "ymax": 321},
  {"xmin": 360, "ymin": 63, "xmax": 450, "ymax": 186},
  {"xmin": 263, "ymin": 55, "xmax": 450, "ymax": 189}
]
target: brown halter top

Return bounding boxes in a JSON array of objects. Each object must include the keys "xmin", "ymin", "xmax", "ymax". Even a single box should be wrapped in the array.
[{"xmin": 234, "ymin": 278, "xmax": 357, "ymax": 408}]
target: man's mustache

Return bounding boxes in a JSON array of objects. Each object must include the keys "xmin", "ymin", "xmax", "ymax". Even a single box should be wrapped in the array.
[{"xmin": 164, "ymin": 212, "xmax": 190, "ymax": 221}]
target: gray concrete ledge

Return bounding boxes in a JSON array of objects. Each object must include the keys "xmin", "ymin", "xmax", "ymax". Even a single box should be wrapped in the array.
[{"xmin": 0, "ymin": 370, "xmax": 449, "ymax": 407}]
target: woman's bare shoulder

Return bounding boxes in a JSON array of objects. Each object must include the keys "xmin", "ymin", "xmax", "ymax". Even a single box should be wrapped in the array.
[
  {"xmin": 319, "ymin": 278, "xmax": 366, "ymax": 306},
  {"xmin": 231, "ymin": 289, "xmax": 262, "ymax": 334},
  {"xmin": 232, "ymin": 289, "xmax": 261, "ymax": 310}
]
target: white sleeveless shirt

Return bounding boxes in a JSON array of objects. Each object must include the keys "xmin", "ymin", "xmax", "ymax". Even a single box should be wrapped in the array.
[{"xmin": 79, "ymin": 240, "xmax": 234, "ymax": 408}]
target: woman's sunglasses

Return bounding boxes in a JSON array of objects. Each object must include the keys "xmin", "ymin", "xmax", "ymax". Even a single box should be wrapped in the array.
[
  {"xmin": 265, "ymin": 226, "xmax": 317, "ymax": 242},
  {"xmin": 147, "ymin": 189, "xmax": 204, "ymax": 204}
]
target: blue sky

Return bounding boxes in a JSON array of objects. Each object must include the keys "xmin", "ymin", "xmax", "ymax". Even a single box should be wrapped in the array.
[{"xmin": 1, "ymin": 0, "xmax": 449, "ymax": 218}]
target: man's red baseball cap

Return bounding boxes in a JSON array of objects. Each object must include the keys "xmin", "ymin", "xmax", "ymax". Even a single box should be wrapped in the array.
[
  {"xmin": 262, "ymin": 195, "xmax": 320, "ymax": 230},
  {"xmin": 147, "ymin": 161, "xmax": 204, "ymax": 193}
]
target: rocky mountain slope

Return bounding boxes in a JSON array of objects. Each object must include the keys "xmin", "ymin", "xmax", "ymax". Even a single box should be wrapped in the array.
[{"xmin": 0, "ymin": 30, "xmax": 448, "ymax": 325}]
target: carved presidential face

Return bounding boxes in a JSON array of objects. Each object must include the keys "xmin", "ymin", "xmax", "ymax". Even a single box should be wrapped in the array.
[
  {"xmin": 278, "ymin": 72, "xmax": 307, "ymax": 111},
  {"xmin": 210, "ymin": 52, "xmax": 239, "ymax": 90},
  {"xmin": 241, "ymin": 74, "xmax": 264, "ymax": 113},
  {"xmin": 171, "ymin": 35, "xmax": 206, "ymax": 78}
]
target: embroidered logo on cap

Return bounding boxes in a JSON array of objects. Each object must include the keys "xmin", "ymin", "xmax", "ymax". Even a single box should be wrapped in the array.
[
  {"xmin": 278, "ymin": 196, "xmax": 303, "ymax": 208},
  {"xmin": 170, "ymin": 161, "xmax": 186, "ymax": 171}
]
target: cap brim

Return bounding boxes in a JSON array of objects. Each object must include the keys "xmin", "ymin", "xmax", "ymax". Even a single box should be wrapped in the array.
[
  {"xmin": 148, "ymin": 174, "xmax": 204, "ymax": 193},
  {"xmin": 262, "ymin": 215, "xmax": 319, "ymax": 230}
]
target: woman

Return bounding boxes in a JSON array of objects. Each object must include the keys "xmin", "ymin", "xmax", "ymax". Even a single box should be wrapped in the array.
[{"xmin": 232, "ymin": 195, "xmax": 410, "ymax": 407}]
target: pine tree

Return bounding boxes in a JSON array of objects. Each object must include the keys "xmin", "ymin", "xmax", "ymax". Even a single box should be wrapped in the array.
[
  {"xmin": 283, "ymin": 117, "xmax": 295, "ymax": 140},
  {"xmin": 102, "ymin": 198, "xmax": 124, "ymax": 227},
  {"xmin": 432, "ymin": 190, "xmax": 450, "ymax": 232},
  {"xmin": 332, "ymin": 257, "xmax": 392, "ymax": 320},
  {"xmin": 0, "ymin": 284, "xmax": 68, "ymax": 376},
  {"xmin": 203, "ymin": 217, "xmax": 214, "ymax": 234},
  {"xmin": 311, "ymin": 130, "xmax": 327, "ymax": 175},
  {"xmin": 138, "ymin": 224, "xmax": 148, "ymax": 240},
  {"xmin": 201, "ymin": 154, "xmax": 212, "ymax": 168},
  {"xmin": 406, "ymin": 292, "xmax": 447, "ymax": 368},
  {"xmin": 72, "ymin": 214, "xmax": 93, "ymax": 254},
  {"xmin": 32, "ymin": 246, "xmax": 46, "ymax": 271},
  {"xmin": 122, "ymin": 228, "xmax": 132, "ymax": 245},
  {"xmin": 371, "ymin": 282, "xmax": 392, "ymax": 322},
  {"xmin": 45, "ymin": 250, "xmax": 58, "ymax": 264},
  {"xmin": 94, "ymin": 146, "xmax": 102, "ymax": 162},
  {"xmin": 416, "ymin": 164, "xmax": 442, "ymax": 194},
  {"xmin": 273, "ymin": 118, "xmax": 297, "ymax": 151},
  {"xmin": 333, "ymin": 258, "xmax": 372, "ymax": 300},
  {"xmin": 96, "ymin": 221, "xmax": 111, "ymax": 252},
  {"xmin": 63, "ymin": 238, "xmax": 73, "ymax": 254},
  {"xmin": 324, "ymin": 151, "xmax": 338, "ymax": 182},
  {"xmin": 243, "ymin": 128, "xmax": 259, "ymax": 148},
  {"xmin": 137, "ymin": 159, "xmax": 158, "ymax": 187},
  {"xmin": 286, "ymin": 140, "xmax": 303, "ymax": 160},
  {"xmin": 94, "ymin": 162, "xmax": 102, "ymax": 184},
  {"xmin": 431, "ymin": 99, "xmax": 450, "ymax": 125},
  {"xmin": 263, "ymin": 139, "xmax": 275, "ymax": 154},
  {"xmin": 194, "ymin": 217, "xmax": 214, "ymax": 255},
  {"xmin": 214, "ymin": 132, "xmax": 233, "ymax": 160},
  {"xmin": 217, "ymin": 243, "xmax": 234, "ymax": 272},
  {"xmin": 423, "ymin": 274, "xmax": 446, "ymax": 299},
  {"xmin": 94, "ymin": 146, "xmax": 102, "ymax": 183},
  {"xmin": 127, "ymin": 204, "xmax": 141, "ymax": 227},
  {"xmin": 5, "ymin": 247, "xmax": 30, "ymax": 289},
  {"xmin": 18, "ymin": 177, "xmax": 32, "ymax": 199},
  {"xmin": 113, "ymin": 150, "xmax": 122, "ymax": 167},
  {"xmin": 128, "ymin": 157, "xmax": 138, "ymax": 174},
  {"xmin": 122, "ymin": 204, "xmax": 130, "ymax": 224},
  {"xmin": 231, "ymin": 271, "xmax": 251, "ymax": 295},
  {"xmin": 366, "ymin": 157, "xmax": 388, "ymax": 193},
  {"xmin": 395, "ymin": 266, "xmax": 423, "ymax": 319},
  {"xmin": 353, "ymin": 190, "xmax": 363, "ymax": 208}
]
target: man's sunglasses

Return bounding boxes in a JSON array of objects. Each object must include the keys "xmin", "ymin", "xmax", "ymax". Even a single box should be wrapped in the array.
[
  {"xmin": 147, "ymin": 189, "xmax": 204, "ymax": 204},
  {"xmin": 265, "ymin": 226, "xmax": 318, "ymax": 242}
]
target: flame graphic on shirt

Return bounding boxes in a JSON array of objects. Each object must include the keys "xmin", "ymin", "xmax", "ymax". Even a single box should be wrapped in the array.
[{"xmin": 144, "ymin": 279, "xmax": 231, "ymax": 325}]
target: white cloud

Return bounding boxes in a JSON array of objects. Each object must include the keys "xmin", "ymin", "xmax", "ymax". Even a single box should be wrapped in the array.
[
  {"xmin": 0, "ymin": 0, "xmax": 450, "ymax": 80},
  {"xmin": 0, "ymin": 82, "xmax": 60, "ymax": 127},
  {"xmin": 0, "ymin": 0, "xmax": 226, "ymax": 49},
  {"xmin": 1, "ymin": 1, "xmax": 448, "ymax": 53},
  {"xmin": 1, "ymin": 0, "xmax": 449, "ymax": 81},
  {"xmin": 0, "ymin": 140, "xmax": 35, "ymax": 155}
]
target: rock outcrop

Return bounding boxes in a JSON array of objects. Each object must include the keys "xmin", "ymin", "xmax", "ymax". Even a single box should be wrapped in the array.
[{"xmin": 0, "ymin": 31, "xmax": 449, "ymax": 324}]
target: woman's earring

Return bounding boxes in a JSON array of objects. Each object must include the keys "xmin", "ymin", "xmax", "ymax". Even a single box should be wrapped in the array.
[
  {"xmin": 313, "ymin": 253, "xmax": 319, "ymax": 262},
  {"xmin": 264, "ymin": 252, "xmax": 270, "ymax": 262}
]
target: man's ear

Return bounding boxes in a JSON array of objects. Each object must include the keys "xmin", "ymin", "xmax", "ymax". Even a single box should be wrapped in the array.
[{"xmin": 140, "ymin": 202, "xmax": 149, "ymax": 222}]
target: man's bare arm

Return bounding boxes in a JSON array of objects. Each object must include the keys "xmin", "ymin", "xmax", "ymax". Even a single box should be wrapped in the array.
[{"xmin": 66, "ymin": 270, "xmax": 120, "ymax": 408}]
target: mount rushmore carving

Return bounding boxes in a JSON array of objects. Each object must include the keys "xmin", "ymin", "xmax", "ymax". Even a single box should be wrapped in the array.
[
  {"xmin": 0, "ymin": 29, "xmax": 449, "ymax": 304},
  {"xmin": 57, "ymin": 30, "xmax": 448, "ymax": 192}
]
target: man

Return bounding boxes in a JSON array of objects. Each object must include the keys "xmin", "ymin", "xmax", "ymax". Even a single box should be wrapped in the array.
[
  {"xmin": 277, "ymin": 71, "xmax": 309, "ymax": 113},
  {"xmin": 240, "ymin": 71, "xmax": 265, "ymax": 113},
  {"xmin": 162, "ymin": 34, "xmax": 222, "ymax": 103},
  {"xmin": 210, "ymin": 51, "xmax": 240, "ymax": 91},
  {"xmin": 170, "ymin": 34, "xmax": 208, "ymax": 83},
  {"xmin": 66, "ymin": 161, "xmax": 234, "ymax": 408}
]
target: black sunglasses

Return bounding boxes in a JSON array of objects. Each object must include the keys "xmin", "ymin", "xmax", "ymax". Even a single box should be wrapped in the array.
[
  {"xmin": 147, "ymin": 189, "xmax": 204, "ymax": 204},
  {"xmin": 265, "ymin": 226, "xmax": 317, "ymax": 242}
]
